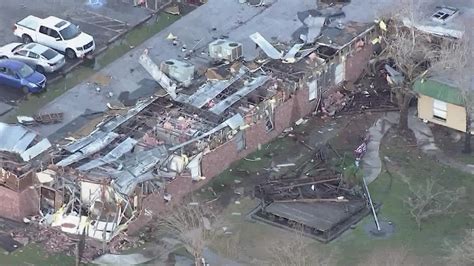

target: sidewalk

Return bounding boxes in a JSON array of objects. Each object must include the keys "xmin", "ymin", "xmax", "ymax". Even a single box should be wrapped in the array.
[{"xmin": 362, "ymin": 110, "xmax": 474, "ymax": 184}]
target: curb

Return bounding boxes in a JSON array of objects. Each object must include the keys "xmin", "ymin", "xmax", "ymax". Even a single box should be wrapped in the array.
[
  {"xmin": 52, "ymin": 8, "xmax": 162, "ymax": 83},
  {"xmin": 107, "ymin": 13, "xmax": 154, "ymax": 45}
]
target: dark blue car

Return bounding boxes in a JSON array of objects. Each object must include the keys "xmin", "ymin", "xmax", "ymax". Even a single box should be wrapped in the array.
[{"xmin": 0, "ymin": 59, "xmax": 46, "ymax": 93}]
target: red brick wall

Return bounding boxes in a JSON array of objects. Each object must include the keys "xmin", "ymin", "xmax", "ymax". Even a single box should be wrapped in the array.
[
  {"xmin": 0, "ymin": 186, "xmax": 39, "ymax": 221},
  {"xmin": 201, "ymin": 87, "xmax": 316, "ymax": 178},
  {"xmin": 345, "ymin": 44, "xmax": 373, "ymax": 83}
]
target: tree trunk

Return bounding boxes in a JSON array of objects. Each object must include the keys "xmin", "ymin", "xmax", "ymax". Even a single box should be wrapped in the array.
[
  {"xmin": 463, "ymin": 111, "xmax": 471, "ymax": 154},
  {"xmin": 396, "ymin": 90, "xmax": 412, "ymax": 132}
]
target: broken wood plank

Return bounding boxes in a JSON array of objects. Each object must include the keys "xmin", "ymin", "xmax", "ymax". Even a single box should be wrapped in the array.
[
  {"xmin": 274, "ymin": 198, "xmax": 349, "ymax": 203},
  {"xmin": 276, "ymin": 178, "xmax": 340, "ymax": 190}
]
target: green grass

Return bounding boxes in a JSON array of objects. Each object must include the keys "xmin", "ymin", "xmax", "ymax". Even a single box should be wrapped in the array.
[
  {"xmin": 202, "ymin": 130, "xmax": 473, "ymax": 265},
  {"xmin": 0, "ymin": 244, "xmax": 75, "ymax": 266},
  {"xmin": 197, "ymin": 137, "xmax": 298, "ymax": 199},
  {"xmin": 4, "ymin": 13, "xmax": 180, "ymax": 122},
  {"xmin": 332, "ymin": 133, "xmax": 474, "ymax": 265}
]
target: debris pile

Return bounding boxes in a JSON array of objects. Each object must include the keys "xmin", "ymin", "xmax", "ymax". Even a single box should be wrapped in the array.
[
  {"xmin": 11, "ymin": 225, "xmax": 100, "ymax": 262},
  {"xmin": 321, "ymin": 91, "xmax": 349, "ymax": 116},
  {"xmin": 252, "ymin": 145, "xmax": 371, "ymax": 242}
]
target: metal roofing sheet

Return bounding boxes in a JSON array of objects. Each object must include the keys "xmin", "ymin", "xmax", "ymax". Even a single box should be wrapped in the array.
[
  {"xmin": 177, "ymin": 68, "xmax": 246, "ymax": 108},
  {"xmin": 12, "ymin": 132, "xmax": 37, "ymax": 153},
  {"xmin": 414, "ymin": 78, "xmax": 464, "ymax": 106},
  {"xmin": 57, "ymin": 132, "xmax": 119, "ymax": 167},
  {"xmin": 0, "ymin": 124, "xmax": 28, "ymax": 151},
  {"xmin": 20, "ymin": 138, "xmax": 51, "ymax": 162},
  {"xmin": 77, "ymin": 138, "xmax": 138, "ymax": 171},
  {"xmin": 210, "ymin": 76, "xmax": 271, "ymax": 114},
  {"xmin": 250, "ymin": 32, "xmax": 283, "ymax": 59},
  {"xmin": 64, "ymin": 130, "xmax": 107, "ymax": 153}
]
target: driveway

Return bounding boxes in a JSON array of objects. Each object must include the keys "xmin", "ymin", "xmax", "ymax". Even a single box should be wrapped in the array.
[{"xmin": 0, "ymin": 0, "xmax": 152, "ymax": 104}]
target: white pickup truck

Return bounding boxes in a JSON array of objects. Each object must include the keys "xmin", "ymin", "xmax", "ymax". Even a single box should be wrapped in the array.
[{"xmin": 13, "ymin": 16, "xmax": 95, "ymax": 59}]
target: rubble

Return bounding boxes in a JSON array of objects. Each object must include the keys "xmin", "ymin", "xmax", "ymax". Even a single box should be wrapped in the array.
[
  {"xmin": 251, "ymin": 145, "xmax": 373, "ymax": 242},
  {"xmin": 321, "ymin": 91, "xmax": 349, "ymax": 116},
  {"xmin": 0, "ymin": 1, "xmax": 385, "ymax": 259}
]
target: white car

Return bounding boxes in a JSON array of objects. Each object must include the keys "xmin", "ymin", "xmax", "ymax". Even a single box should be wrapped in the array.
[
  {"xmin": 0, "ymin": 42, "xmax": 65, "ymax": 73},
  {"xmin": 14, "ymin": 16, "xmax": 95, "ymax": 59}
]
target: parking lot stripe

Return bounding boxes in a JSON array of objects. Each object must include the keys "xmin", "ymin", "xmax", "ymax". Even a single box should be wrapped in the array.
[{"xmin": 70, "ymin": 11, "xmax": 127, "ymax": 33}]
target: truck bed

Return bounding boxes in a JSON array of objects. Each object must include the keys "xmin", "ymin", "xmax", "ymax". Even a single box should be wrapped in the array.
[{"xmin": 16, "ymin": 15, "xmax": 41, "ymax": 30}]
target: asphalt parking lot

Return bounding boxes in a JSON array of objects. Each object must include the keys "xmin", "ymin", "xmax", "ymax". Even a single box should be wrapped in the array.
[{"xmin": 0, "ymin": 0, "xmax": 152, "ymax": 105}]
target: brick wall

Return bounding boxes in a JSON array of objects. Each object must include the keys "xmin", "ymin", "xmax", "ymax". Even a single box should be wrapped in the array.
[
  {"xmin": 345, "ymin": 43, "xmax": 373, "ymax": 83},
  {"xmin": 201, "ymin": 44, "xmax": 372, "ymax": 180},
  {"xmin": 201, "ymin": 87, "xmax": 316, "ymax": 178},
  {"xmin": 0, "ymin": 186, "xmax": 39, "ymax": 221}
]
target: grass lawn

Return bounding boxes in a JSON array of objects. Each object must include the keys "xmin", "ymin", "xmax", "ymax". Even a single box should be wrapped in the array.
[
  {"xmin": 204, "ymin": 129, "xmax": 473, "ymax": 265},
  {"xmin": 328, "ymin": 132, "xmax": 473, "ymax": 265},
  {"xmin": 0, "ymin": 244, "xmax": 75, "ymax": 266}
]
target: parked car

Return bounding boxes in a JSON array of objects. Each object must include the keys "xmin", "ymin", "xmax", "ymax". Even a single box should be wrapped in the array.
[
  {"xmin": 0, "ymin": 42, "xmax": 66, "ymax": 73},
  {"xmin": 0, "ymin": 59, "xmax": 46, "ymax": 93},
  {"xmin": 13, "ymin": 15, "xmax": 95, "ymax": 59}
]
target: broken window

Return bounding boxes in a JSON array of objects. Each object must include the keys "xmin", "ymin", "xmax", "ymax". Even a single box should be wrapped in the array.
[
  {"xmin": 265, "ymin": 108, "xmax": 275, "ymax": 132},
  {"xmin": 235, "ymin": 131, "xmax": 246, "ymax": 151},
  {"xmin": 431, "ymin": 7, "xmax": 458, "ymax": 23},
  {"xmin": 308, "ymin": 80, "xmax": 318, "ymax": 101},
  {"xmin": 433, "ymin": 99, "xmax": 447, "ymax": 121},
  {"xmin": 335, "ymin": 60, "xmax": 345, "ymax": 85}
]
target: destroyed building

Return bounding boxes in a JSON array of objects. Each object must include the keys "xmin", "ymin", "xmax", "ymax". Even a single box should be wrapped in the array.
[
  {"xmin": 0, "ymin": 0, "xmax": 387, "ymax": 243},
  {"xmin": 0, "ymin": 123, "xmax": 52, "ymax": 221}
]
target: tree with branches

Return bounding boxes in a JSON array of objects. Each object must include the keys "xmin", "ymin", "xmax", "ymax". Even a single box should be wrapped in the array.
[
  {"xmin": 430, "ymin": 33, "xmax": 473, "ymax": 154},
  {"xmin": 157, "ymin": 204, "xmax": 218, "ymax": 266},
  {"xmin": 380, "ymin": 28, "xmax": 433, "ymax": 130},
  {"xmin": 266, "ymin": 229, "xmax": 334, "ymax": 266},
  {"xmin": 405, "ymin": 178, "xmax": 465, "ymax": 230},
  {"xmin": 445, "ymin": 229, "xmax": 474, "ymax": 265},
  {"xmin": 363, "ymin": 246, "xmax": 419, "ymax": 266},
  {"xmin": 377, "ymin": 0, "xmax": 462, "ymax": 131}
]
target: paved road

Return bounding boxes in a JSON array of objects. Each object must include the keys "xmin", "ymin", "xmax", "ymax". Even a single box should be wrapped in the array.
[{"xmin": 0, "ymin": 0, "xmax": 151, "ymax": 104}]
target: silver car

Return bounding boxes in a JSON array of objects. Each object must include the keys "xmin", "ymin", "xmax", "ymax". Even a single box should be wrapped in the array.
[{"xmin": 0, "ymin": 42, "xmax": 65, "ymax": 73}]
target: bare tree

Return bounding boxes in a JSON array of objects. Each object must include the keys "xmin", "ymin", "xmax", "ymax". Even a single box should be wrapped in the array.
[
  {"xmin": 157, "ymin": 204, "xmax": 218, "ymax": 266},
  {"xmin": 378, "ymin": 0, "xmax": 447, "ymax": 131},
  {"xmin": 363, "ymin": 246, "xmax": 419, "ymax": 266},
  {"xmin": 431, "ymin": 33, "xmax": 473, "ymax": 154},
  {"xmin": 445, "ymin": 229, "xmax": 474, "ymax": 265},
  {"xmin": 405, "ymin": 178, "xmax": 465, "ymax": 230},
  {"xmin": 266, "ymin": 229, "xmax": 334, "ymax": 266}
]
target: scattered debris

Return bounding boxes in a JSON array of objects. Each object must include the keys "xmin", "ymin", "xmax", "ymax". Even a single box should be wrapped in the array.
[{"xmin": 33, "ymin": 112, "xmax": 64, "ymax": 125}]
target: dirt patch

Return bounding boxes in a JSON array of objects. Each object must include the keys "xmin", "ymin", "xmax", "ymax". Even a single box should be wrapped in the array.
[{"xmin": 431, "ymin": 124, "xmax": 474, "ymax": 164}]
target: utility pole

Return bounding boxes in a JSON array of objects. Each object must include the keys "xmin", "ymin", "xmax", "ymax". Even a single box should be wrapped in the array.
[{"xmin": 362, "ymin": 176, "xmax": 381, "ymax": 231}]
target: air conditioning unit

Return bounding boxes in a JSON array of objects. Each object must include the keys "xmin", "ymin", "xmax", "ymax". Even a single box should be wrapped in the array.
[
  {"xmin": 160, "ymin": 59, "xmax": 195, "ymax": 87},
  {"xmin": 208, "ymin": 40, "xmax": 243, "ymax": 62}
]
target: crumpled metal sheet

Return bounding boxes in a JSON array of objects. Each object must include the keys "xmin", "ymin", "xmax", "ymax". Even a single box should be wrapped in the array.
[
  {"xmin": 224, "ymin": 113, "xmax": 244, "ymax": 130},
  {"xmin": 303, "ymin": 16, "xmax": 326, "ymax": 44},
  {"xmin": 20, "ymin": 138, "xmax": 52, "ymax": 162},
  {"xmin": 12, "ymin": 132, "xmax": 36, "ymax": 153},
  {"xmin": 57, "ymin": 132, "xmax": 119, "ymax": 167},
  {"xmin": 282, "ymin": 43, "xmax": 305, "ymax": 62},
  {"xmin": 77, "ymin": 137, "xmax": 138, "ymax": 171},
  {"xmin": 176, "ymin": 68, "xmax": 246, "ymax": 108},
  {"xmin": 250, "ymin": 32, "xmax": 283, "ymax": 59},
  {"xmin": 112, "ymin": 146, "xmax": 168, "ymax": 195},
  {"xmin": 210, "ymin": 75, "xmax": 271, "ymax": 114},
  {"xmin": 169, "ymin": 113, "xmax": 245, "ymax": 152},
  {"xmin": 0, "ymin": 123, "xmax": 28, "ymax": 151},
  {"xmin": 139, "ymin": 52, "xmax": 177, "ymax": 99},
  {"xmin": 64, "ymin": 131, "xmax": 107, "ymax": 153}
]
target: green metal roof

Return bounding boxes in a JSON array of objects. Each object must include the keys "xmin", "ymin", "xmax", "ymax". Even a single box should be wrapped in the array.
[{"xmin": 413, "ymin": 78, "xmax": 464, "ymax": 106}]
